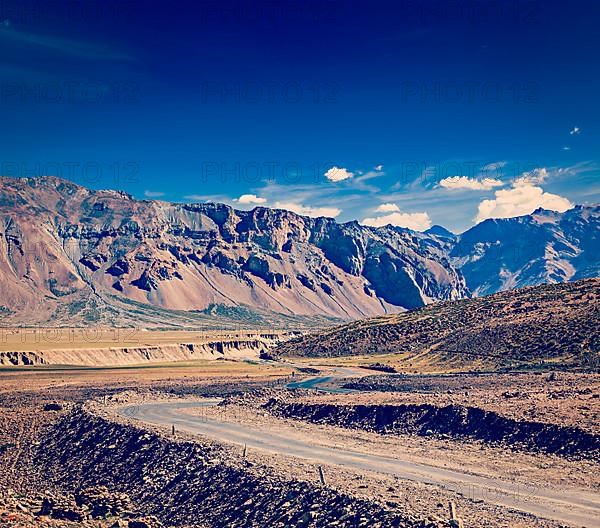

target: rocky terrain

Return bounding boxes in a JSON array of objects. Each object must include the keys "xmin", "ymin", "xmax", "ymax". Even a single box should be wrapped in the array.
[
  {"xmin": 0, "ymin": 378, "xmax": 445, "ymax": 528},
  {"xmin": 184, "ymin": 377, "xmax": 599, "ymax": 527},
  {"xmin": 220, "ymin": 371, "xmax": 600, "ymax": 460},
  {"xmin": 0, "ymin": 176, "xmax": 466, "ymax": 327},
  {"xmin": 274, "ymin": 278, "xmax": 600, "ymax": 369},
  {"xmin": 1, "ymin": 360, "xmax": 597, "ymax": 527},
  {"xmin": 36, "ymin": 408, "xmax": 440, "ymax": 528},
  {"xmin": 264, "ymin": 399, "xmax": 599, "ymax": 460},
  {"xmin": 0, "ymin": 390, "xmax": 164, "ymax": 527},
  {"xmin": 342, "ymin": 372, "xmax": 600, "ymax": 433}
]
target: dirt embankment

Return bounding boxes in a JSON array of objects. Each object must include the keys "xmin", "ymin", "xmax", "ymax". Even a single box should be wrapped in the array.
[
  {"xmin": 264, "ymin": 400, "xmax": 600, "ymax": 460},
  {"xmin": 35, "ymin": 408, "xmax": 439, "ymax": 528},
  {"xmin": 341, "ymin": 372, "xmax": 600, "ymax": 434},
  {"xmin": 0, "ymin": 336, "xmax": 280, "ymax": 366}
]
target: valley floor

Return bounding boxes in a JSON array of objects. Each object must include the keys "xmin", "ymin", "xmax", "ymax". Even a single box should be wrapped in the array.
[{"xmin": 0, "ymin": 361, "xmax": 598, "ymax": 527}]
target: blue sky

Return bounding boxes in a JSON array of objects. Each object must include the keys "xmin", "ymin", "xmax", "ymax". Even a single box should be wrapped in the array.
[{"xmin": 1, "ymin": 0, "xmax": 599, "ymax": 232}]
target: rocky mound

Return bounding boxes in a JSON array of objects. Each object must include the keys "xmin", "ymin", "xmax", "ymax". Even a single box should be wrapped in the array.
[
  {"xmin": 35, "ymin": 408, "xmax": 440, "ymax": 528},
  {"xmin": 264, "ymin": 400, "xmax": 600, "ymax": 460},
  {"xmin": 274, "ymin": 278, "xmax": 600, "ymax": 369}
]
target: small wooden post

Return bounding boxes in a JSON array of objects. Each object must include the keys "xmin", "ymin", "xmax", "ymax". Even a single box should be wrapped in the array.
[
  {"xmin": 448, "ymin": 501, "xmax": 463, "ymax": 528},
  {"xmin": 243, "ymin": 444, "xmax": 247, "ymax": 458},
  {"xmin": 318, "ymin": 466, "xmax": 326, "ymax": 486},
  {"xmin": 171, "ymin": 424, "xmax": 175, "ymax": 436}
]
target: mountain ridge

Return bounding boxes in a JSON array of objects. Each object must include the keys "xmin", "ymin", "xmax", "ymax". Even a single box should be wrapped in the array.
[
  {"xmin": 0, "ymin": 176, "xmax": 597, "ymax": 327},
  {"xmin": 451, "ymin": 204, "xmax": 599, "ymax": 295},
  {"xmin": 0, "ymin": 176, "xmax": 466, "ymax": 326}
]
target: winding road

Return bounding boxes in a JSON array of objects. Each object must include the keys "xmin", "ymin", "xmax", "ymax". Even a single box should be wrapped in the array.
[{"xmin": 120, "ymin": 398, "xmax": 600, "ymax": 527}]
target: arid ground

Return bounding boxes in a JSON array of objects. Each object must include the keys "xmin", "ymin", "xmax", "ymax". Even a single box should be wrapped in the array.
[{"xmin": 1, "ymin": 336, "xmax": 598, "ymax": 528}]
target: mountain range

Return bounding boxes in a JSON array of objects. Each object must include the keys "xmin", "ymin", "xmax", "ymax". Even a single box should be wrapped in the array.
[
  {"xmin": 451, "ymin": 205, "xmax": 599, "ymax": 296},
  {"xmin": 0, "ymin": 176, "xmax": 597, "ymax": 327}
]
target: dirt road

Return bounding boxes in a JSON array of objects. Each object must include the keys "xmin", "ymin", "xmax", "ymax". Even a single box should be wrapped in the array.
[{"xmin": 120, "ymin": 400, "xmax": 600, "ymax": 527}]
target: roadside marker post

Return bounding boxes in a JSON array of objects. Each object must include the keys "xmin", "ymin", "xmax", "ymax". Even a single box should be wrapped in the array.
[
  {"xmin": 318, "ymin": 466, "xmax": 326, "ymax": 486},
  {"xmin": 448, "ymin": 501, "xmax": 464, "ymax": 528}
]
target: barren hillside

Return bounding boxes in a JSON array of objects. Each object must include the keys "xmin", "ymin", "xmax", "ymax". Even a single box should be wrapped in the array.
[{"xmin": 274, "ymin": 278, "xmax": 600, "ymax": 369}]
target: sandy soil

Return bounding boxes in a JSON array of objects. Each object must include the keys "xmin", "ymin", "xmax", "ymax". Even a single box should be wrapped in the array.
[
  {"xmin": 0, "ymin": 360, "xmax": 293, "ymax": 393},
  {"xmin": 0, "ymin": 327, "xmax": 290, "ymax": 352},
  {"xmin": 317, "ymin": 371, "xmax": 600, "ymax": 434}
]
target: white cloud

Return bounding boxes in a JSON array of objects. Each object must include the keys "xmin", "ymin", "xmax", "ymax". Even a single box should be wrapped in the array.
[
  {"xmin": 475, "ymin": 183, "xmax": 573, "ymax": 223},
  {"xmin": 324, "ymin": 166, "xmax": 353, "ymax": 182},
  {"xmin": 514, "ymin": 167, "xmax": 549, "ymax": 186},
  {"xmin": 274, "ymin": 201, "xmax": 341, "ymax": 218},
  {"xmin": 234, "ymin": 194, "xmax": 267, "ymax": 205},
  {"xmin": 361, "ymin": 210, "xmax": 432, "ymax": 231},
  {"xmin": 562, "ymin": 146, "xmax": 571, "ymax": 151},
  {"xmin": 144, "ymin": 190, "xmax": 165, "ymax": 198},
  {"xmin": 375, "ymin": 164, "xmax": 383, "ymax": 171},
  {"xmin": 375, "ymin": 203, "xmax": 400, "ymax": 213},
  {"xmin": 482, "ymin": 161, "xmax": 507, "ymax": 171},
  {"xmin": 439, "ymin": 176, "xmax": 503, "ymax": 191},
  {"xmin": 570, "ymin": 126, "xmax": 580, "ymax": 135}
]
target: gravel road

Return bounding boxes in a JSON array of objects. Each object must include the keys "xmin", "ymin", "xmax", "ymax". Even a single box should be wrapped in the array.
[{"xmin": 120, "ymin": 400, "xmax": 600, "ymax": 527}]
